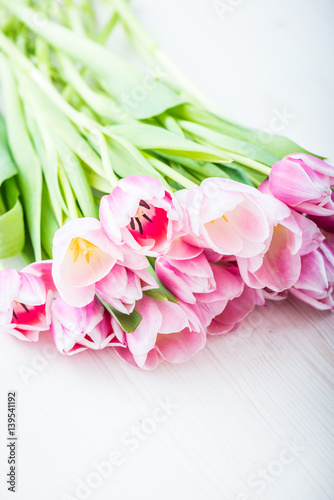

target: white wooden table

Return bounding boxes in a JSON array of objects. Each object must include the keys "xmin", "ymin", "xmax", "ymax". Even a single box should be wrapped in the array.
[{"xmin": 1, "ymin": 1, "xmax": 333, "ymax": 499}]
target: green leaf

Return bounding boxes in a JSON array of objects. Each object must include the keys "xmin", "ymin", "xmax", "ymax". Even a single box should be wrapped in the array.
[
  {"xmin": 107, "ymin": 123, "xmax": 233, "ymax": 163},
  {"xmin": 56, "ymin": 137, "xmax": 98, "ymax": 218},
  {"xmin": 41, "ymin": 184, "xmax": 60, "ymax": 259},
  {"xmin": 27, "ymin": 84, "xmax": 106, "ymax": 178},
  {"xmin": 83, "ymin": 168, "xmax": 114, "ymax": 194},
  {"xmin": 102, "ymin": 129, "xmax": 168, "ymax": 186},
  {"xmin": 171, "ymin": 104, "xmax": 320, "ymax": 160},
  {"xmin": 23, "ymin": 105, "xmax": 66, "ymax": 226},
  {"xmin": 179, "ymin": 120, "xmax": 279, "ymax": 167},
  {"xmin": 0, "ymin": 115, "xmax": 17, "ymax": 185},
  {"xmin": 0, "ymin": 56, "xmax": 42, "ymax": 260},
  {"xmin": 0, "ymin": 186, "xmax": 25, "ymax": 259},
  {"xmin": 232, "ymin": 163, "xmax": 268, "ymax": 187},
  {"xmin": 0, "ymin": 111, "xmax": 25, "ymax": 259},
  {"xmin": 219, "ymin": 164, "xmax": 254, "ymax": 186},
  {"xmin": 96, "ymin": 293, "xmax": 142, "ymax": 333}
]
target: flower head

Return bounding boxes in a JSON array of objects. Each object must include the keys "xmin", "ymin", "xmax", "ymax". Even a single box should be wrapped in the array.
[
  {"xmin": 267, "ymin": 154, "xmax": 334, "ymax": 216},
  {"xmin": 0, "ymin": 266, "xmax": 50, "ymax": 342},
  {"xmin": 290, "ymin": 237, "xmax": 334, "ymax": 310},
  {"xmin": 113, "ymin": 295, "xmax": 206, "ymax": 369},
  {"xmin": 176, "ymin": 178, "xmax": 272, "ymax": 258},
  {"xmin": 50, "ymin": 296, "xmax": 120, "ymax": 354},
  {"xmin": 52, "ymin": 218, "xmax": 122, "ymax": 307},
  {"xmin": 100, "ymin": 175, "xmax": 184, "ymax": 256}
]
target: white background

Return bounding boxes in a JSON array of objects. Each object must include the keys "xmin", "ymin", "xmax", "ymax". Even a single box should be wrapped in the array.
[{"xmin": 1, "ymin": 0, "xmax": 334, "ymax": 499}]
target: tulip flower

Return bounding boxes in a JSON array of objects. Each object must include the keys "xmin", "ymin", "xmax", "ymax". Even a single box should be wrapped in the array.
[
  {"xmin": 95, "ymin": 258, "xmax": 158, "ymax": 314},
  {"xmin": 52, "ymin": 218, "xmax": 123, "ymax": 307},
  {"xmin": 191, "ymin": 260, "xmax": 264, "ymax": 334},
  {"xmin": 195, "ymin": 262, "xmax": 243, "ymax": 313},
  {"xmin": 113, "ymin": 295, "xmax": 206, "ymax": 369},
  {"xmin": 206, "ymin": 283, "xmax": 264, "ymax": 335},
  {"xmin": 50, "ymin": 295, "xmax": 120, "ymax": 354},
  {"xmin": 309, "ymin": 192, "xmax": 334, "ymax": 233},
  {"xmin": 267, "ymin": 154, "xmax": 334, "ymax": 216},
  {"xmin": 175, "ymin": 178, "xmax": 273, "ymax": 258},
  {"xmin": 236, "ymin": 194, "xmax": 326, "ymax": 292},
  {"xmin": 0, "ymin": 267, "xmax": 50, "ymax": 342},
  {"xmin": 99, "ymin": 175, "xmax": 184, "ymax": 256},
  {"xmin": 290, "ymin": 238, "xmax": 334, "ymax": 310},
  {"xmin": 155, "ymin": 244, "xmax": 216, "ymax": 304}
]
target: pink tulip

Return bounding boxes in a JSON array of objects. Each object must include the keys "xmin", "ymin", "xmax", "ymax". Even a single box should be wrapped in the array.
[
  {"xmin": 50, "ymin": 296, "xmax": 120, "ymax": 354},
  {"xmin": 155, "ymin": 243, "xmax": 215, "ymax": 304},
  {"xmin": 309, "ymin": 192, "xmax": 334, "ymax": 233},
  {"xmin": 0, "ymin": 267, "xmax": 50, "ymax": 342},
  {"xmin": 268, "ymin": 154, "xmax": 334, "ymax": 216},
  {"xmin": 175, "ymin": 178, "xmax": 274, "ymax": 258},
  {"xmin": 193, "ymin": 260, "xmax": 264, "ymax": 335},
  {"xmin": 52, "ymin": 218, "xmax": 123, "ymax": 307},
  {"xmin": 290, "ymin": 238, "xmax": 334, "ymax": 310},
  {"xmin": 95, "ymin": 248, "xmax": 158, "ymax": 314},
  {"xmin": 236, "ymin": 200, "xmax": 324, "ymax": 292},
  {"xmin": 194, "ymin": 262, "xmax": 244, "ymax": 318},
  {"xmin": 206, "ymin": 283, "xmax": 264, "ymax": 335},
  {"xmin": 113, "ymin": 295, "xmax": 206, "ymax": 369},
  {"xmin": 23, "ymin": 260, "xmax": 57, "ymax": 292},
  {"xmin": 99, "ymin": 175, "xmax": 184, "ymax": 256}
]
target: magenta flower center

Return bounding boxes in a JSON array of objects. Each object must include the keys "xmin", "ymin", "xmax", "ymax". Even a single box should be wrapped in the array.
[
  {"xmin": 11, "ymin": 302, "xmax": 46, "ymax": 327},
  {"xmin": 128, "ymin": 200, "xmax": 168, "ymax": 244}
]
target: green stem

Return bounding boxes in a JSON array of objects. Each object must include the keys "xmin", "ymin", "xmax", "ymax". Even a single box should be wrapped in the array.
[
  {"xmin": 218, "ymin": 151, "xmax": 272, "ymax": 176},
  {"xmin": 98, "ymin": 132, "xmax": 119, "ymax": 188},
  {"xmin": 143, "ymin": 153, "xmax": 196, "ymax": 189}
]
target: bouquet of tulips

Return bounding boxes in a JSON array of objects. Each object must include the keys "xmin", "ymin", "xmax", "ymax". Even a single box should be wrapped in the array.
[{"xmin": 0, "ymin": 0, "xmax": 333, "ymax": 369}]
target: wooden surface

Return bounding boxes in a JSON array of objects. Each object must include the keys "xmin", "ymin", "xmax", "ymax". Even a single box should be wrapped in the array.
[{"xmin": 1, "ymin": 1, "xmax": 334, "ymax": 499}]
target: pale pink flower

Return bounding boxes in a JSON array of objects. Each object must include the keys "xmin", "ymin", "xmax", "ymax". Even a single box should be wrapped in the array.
[
  {"xmin": 175, "ymin": 178, "xmax": 273, "ymax": 258},
  {"xmin": 267, "ymin": 153, "xmax": 334, "ymax": 216},
  {"xmin": 309, "ymin": 192, "xmax": 334, "ymax": 233},
  {"xmin": 155, "ymin": 243, "xmax": 215, "ymax": 304},
  {"xmin": 290, "ymin": 237, "xmax": 334, "ymax": 311},
  {"xmin": 52, "ymin": 218, "xmax": 123, "ymax": 307},
  {"xmin": 99, "ymin": 175, "xmax": 184, "ymax": 256},
  {"xmin": 193, "ymin": 261, "xmax": 264, "ymax": 335},
  {"xmin": 157, "ymin": 240, "xmax": 263, "ymax": 337},
  {"xmin": 205, "ymin": 283, "xmax": 264, "ymax": 335},
  {"xmin": 0, "ymin": 266, "xmax": 50, "ymax": 342},
  {"xmin": 95, "ymin": 248, "xmax": 158, "ymax": 314},
  {"xmin": 113, "ymin": 295, "xmax": 206, "ymax": 369},
  {"xmin": 50, "ymin": 296, "xmax": 120, "ymax": 355},
  {"xmin": 237, "ymin": 201, "xmax": 324, "ymax": 292}
]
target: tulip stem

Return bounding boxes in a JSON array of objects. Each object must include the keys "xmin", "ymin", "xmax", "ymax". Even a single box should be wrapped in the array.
[
  {"xmin": 143, "ymin": 153, "xmax": 196, "ymax": 189},
  {"xmin": 98, "ymin": 133, "xmax": 119, "ymax": 189},
  {"xmin": 220, "ymin": 152, "xmax": 272, "ymax": 176}
]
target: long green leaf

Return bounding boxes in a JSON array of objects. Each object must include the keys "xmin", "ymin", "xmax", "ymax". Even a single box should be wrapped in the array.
[
  {"xmin": 55, "ymin": 137, "xmax": 98, "ymax": 218},
  {"xmin": 41, "ymin": 184, "xmax": 60, "ymax": 259},
  {"xmin": 0, "ymin": 179, "xmax": 24, "ymax": 259},
  {"xmin": 101, "ymin": 130, "xmax": 168, "ymax": 185},
  {"xmin": 0, "ymin": 115, "xmax": 17, "ymax": 185},
  {"xmin": 179, "ymin": 120, "xmax": 279, "ymax": 167},
  {"xmin": 171, "ymin": 104, "xmax": 320, "ymax": 159},
  {"xmin": 107, "ymin": 123, "xmax": 233, "ymax": 163},
  {"xmin": 0, "ymin": 56, "xmax": 42, "ymax": 260}
]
